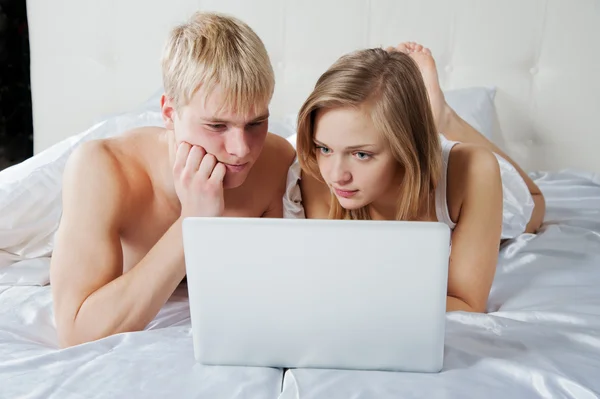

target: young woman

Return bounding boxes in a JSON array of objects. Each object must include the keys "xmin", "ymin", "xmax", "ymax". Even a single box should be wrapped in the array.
[{"xmin": 294, "ymin": 42, "xmax": 545, "ymax": 313}]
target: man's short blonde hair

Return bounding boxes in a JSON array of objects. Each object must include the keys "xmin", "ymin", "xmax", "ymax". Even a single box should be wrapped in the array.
[{"xmin": 161, "ymin": 11, "xmax": 275, "ymax": 115}]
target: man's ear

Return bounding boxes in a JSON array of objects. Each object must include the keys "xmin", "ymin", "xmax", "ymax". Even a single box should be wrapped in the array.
[{"xmin": 160, "ymin": 94, "xmax": 176, "ymax": 130}]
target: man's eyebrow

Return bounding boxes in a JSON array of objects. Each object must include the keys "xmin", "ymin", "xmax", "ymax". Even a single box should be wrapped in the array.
[
  {"xmin": 248, "ymin": 113, "xmax": 270, "ymax": 123},
  {"xmin": 199, "ymin": 113, "xmax": 270, "ymax": 124},
  {"xmin": 313, "ymin": 139, "xmax": 376, "ymax": 151},
  {"xmin": 200, "ymin": 118, "xmax": 230, "ymax": 124}
]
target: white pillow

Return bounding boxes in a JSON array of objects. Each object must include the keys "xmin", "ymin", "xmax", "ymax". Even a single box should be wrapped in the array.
[
  {"xmin": 268, "ymin": 118, "xmax": 297, "ymax": 139},
  {"xmin": 0, "ymin": 105, "xmax": 164, "ymax": 286}
]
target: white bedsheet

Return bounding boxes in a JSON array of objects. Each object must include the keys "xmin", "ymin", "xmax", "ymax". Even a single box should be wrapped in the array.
[
  {"xmin": 0, "ymin": 283, "xmax": 283, "ymax": 399},
  {"xmin": 1, "ymin": 91, "xmax": 599, "ymax": 398},
  {"xmin": 1, "ymin": 170, "xmax": 599, "ymax": 398},
  {"xmin": 279, "ymin": 170, "xmax": 600, "ymax": 398}
]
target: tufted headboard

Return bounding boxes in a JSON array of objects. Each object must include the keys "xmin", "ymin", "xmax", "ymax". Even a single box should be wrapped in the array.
[{"xmin": 26, "ymin": 0, "xmax": 600, "ymax": 173}]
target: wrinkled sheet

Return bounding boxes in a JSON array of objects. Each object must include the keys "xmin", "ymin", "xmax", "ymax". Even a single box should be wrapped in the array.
[
  {"xmin": 279, "ymin": 170, "xmax": 600, "ymax": 399},
  {"xmin": 1, "ymin": 170, "xmax": 599, "ymax": 399},
  {"xmin": 0, "ymin": 283, "xmax": 283, "ymax": 399}
]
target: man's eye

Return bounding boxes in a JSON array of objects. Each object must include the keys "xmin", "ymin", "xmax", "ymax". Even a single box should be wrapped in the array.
[{"xmin": 207, "ymin": 124, "xmax": 225, "ymax": 129}]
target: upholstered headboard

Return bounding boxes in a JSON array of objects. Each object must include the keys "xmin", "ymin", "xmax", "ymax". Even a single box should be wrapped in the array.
[{"xmin": 26, "ymin": 0, "xmax": 600, "ymax": 173}]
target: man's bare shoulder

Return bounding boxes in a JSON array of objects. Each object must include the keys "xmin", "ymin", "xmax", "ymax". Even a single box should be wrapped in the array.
[
  {"xmin": 263, "ymin": 132, "xmax": 296, "ymax": 166},
  {"xmin": 63, "ymin": 140, "xmax": 131, "ymax": 212},
  {"xmin": 251, "ymin": 133, "xmax": 296, "ymax": 182},
  {"xmin": 63, "ymin": 127, "xmax": 164, "ymax": 217},
  {"xmin": 67, "ymin": 126, "xmax": 165, "ymax": 182}
]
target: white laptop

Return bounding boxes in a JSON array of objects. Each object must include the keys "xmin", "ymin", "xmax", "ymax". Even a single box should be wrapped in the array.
[{"xmin": 182, "ymin": 217, "xmax": 451, "ymax": 373}]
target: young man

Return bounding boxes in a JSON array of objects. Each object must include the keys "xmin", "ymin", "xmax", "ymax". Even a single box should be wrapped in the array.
[{"xmin": 50, "ymin": 12, "xmax": 296, "ymax": 347}]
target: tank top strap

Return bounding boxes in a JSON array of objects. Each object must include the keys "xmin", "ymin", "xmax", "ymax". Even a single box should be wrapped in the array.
[{"xmin": 435, "ymin": 135, "xmax": 459, "ymax": 230}]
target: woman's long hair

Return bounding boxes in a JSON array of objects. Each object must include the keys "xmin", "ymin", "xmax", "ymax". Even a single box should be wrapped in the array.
[{"xmin": 296, "ymin": 48, "xmax": 442, "ymax": 220}]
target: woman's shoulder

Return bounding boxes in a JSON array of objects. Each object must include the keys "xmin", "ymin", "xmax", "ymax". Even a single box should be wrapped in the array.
[
  {"xmin": 448, "ymin": 143, "xmax": 501, "ymax": 178},
  {"xmin": 299, "ymin": 169, "xmax": 331, "ymax": 219},
  {"xmin": 446, "ymin": 143, "xmax": 502, "ymax": 221}
]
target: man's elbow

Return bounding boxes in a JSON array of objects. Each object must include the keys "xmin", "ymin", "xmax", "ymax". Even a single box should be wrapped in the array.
[
  {"xmin": 57, "ymin": 324, "xmax": 88, "ymax": 349},
  {"xmin": 56, "ymin": 320, "xmax": 113, "ymax": 348},
  {"xmin": 54, "ymin": 302, "xmax": 94, "ymax": 348},
  {"xmin": 56, "ymin": 314, "xmax": 147, "ymax": 348},
  {"xmin": 56, "ymin": 316, "xmax": 103, "ymax": 348},
  {"xmin": 59, "ymin": 337, "xmax": 81, "ymax": 349}
]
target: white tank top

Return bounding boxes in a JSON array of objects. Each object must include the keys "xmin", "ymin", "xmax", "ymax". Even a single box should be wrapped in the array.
[{"xmin": 434, "ymin": 136, "xmax": 459, "ymax": 230}]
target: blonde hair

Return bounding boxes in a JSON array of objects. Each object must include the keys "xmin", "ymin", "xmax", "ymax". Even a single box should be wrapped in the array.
[
  {"xmin": 161, "ymin": 11, "xmax": 275, "ymax": 115},
  {"xmin": 297, "ymin": 48, "xmax": 441, "ymax": 221}
]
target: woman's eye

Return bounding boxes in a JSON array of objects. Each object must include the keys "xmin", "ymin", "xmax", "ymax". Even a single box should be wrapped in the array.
[
  {"xmin": 355, "ymin": 152, "xmax": 370, "ymax": 160},
  {"xmin": 317, "ymin": 146, "xmax": 331, "ymax": 154}
]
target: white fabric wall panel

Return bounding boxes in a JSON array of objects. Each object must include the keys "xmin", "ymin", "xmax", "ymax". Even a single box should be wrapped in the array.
[{"xmin": 27, "ymin": 0, "xmax": 600, "ymax": 173}]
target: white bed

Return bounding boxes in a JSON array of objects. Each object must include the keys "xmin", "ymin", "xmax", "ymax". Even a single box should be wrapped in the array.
[
  {"xmin": 279, "ymin": 171, "xmax": 600, "ymax": 398},
  {"xmin": 0, "ymin": 284, "xmax": 283, "ymax": 399},
  {"xmin": 1, "ymin": 0, "xmax": 599, "ymax": 397}
]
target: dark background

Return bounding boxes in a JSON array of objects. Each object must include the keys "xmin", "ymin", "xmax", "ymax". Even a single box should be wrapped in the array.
[{"xmin": 0, "ymin": 0, "xmax": 33, "ymax": 171}]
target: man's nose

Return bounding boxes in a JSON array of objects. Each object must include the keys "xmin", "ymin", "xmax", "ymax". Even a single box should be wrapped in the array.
[{"xmin": 225, "ymin": 128, "xmax": 251, "ymax": 159}]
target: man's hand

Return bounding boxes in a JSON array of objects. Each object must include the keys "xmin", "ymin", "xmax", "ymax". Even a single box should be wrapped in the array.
[{"xmin": 173, "ymin": 142, "xmax": 226, "ymax": 218}]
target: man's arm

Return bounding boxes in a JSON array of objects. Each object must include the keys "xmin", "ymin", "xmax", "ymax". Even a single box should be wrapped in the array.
[
  {"xmin": 445, "ymin": 145, "xmax": 503, "ymax": 313},
  {"xmin": 50, "ymin": 142, "xmax": 186, "ymax": 347}
]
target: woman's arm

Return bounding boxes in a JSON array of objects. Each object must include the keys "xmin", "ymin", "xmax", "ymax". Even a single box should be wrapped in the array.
[{"xmin": 445, "ymin": 144, "xmax": 504, "ymax": 313}]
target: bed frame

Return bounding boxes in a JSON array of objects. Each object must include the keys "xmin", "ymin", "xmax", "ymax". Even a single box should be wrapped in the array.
[{"xmin": 26, "ymin": 0, "xmax": 600, "ymax": 173}]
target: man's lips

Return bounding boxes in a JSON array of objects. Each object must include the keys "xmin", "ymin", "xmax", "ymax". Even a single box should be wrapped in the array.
[{"xmin": 223, "ymin": 162, "xmax": 249, "ymax": 173}]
